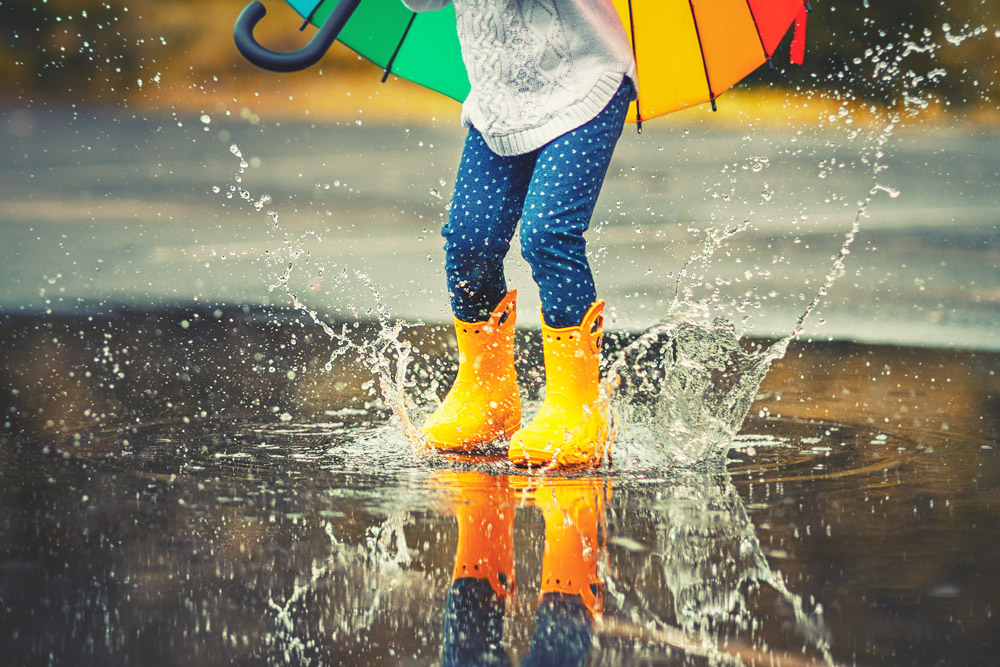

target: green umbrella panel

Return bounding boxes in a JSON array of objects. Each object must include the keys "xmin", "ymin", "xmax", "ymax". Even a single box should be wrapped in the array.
[{"xmin": 249, "ymin": 0, "xmax": 470, "ymax": 101}]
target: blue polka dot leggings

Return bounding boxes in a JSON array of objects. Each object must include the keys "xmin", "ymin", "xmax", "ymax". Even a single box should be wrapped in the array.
[{"xmin": 443, "ymin": 80, "xmax": 631, "ymax": 328}]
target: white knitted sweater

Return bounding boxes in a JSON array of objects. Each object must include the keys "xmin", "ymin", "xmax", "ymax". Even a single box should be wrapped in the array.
[{"xmin": 401, "ymin": 0, "xmax": 637, "ymax": 156}]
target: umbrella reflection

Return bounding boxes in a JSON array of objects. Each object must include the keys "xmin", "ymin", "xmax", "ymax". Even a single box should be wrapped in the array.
[{"xmin": 434, "ymin": 470, "xmax": 608, "ymax": 667}]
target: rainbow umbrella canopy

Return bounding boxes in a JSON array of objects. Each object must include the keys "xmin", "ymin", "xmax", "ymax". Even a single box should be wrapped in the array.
[{"xmin": 234, "ymin": 0, "xmax": 808, "ymax": 124}]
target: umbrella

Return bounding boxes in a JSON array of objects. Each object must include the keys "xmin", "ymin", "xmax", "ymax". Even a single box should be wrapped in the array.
[
  {"xmin": 234, "ymin": 0, "xmax": 470, "ymax": 100},
  {"xmin": 234, "ymin": 0, "xmax": 809, "ymax": 124}
]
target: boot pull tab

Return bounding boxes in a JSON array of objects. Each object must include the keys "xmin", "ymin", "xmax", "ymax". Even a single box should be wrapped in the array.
[
  {"xmin": 580, "ymin": 300, "xmax": 605, "ymax": 355},
  {"xmin": 493, "ymin": 289, "xmax": 518, "ymax": 328}
]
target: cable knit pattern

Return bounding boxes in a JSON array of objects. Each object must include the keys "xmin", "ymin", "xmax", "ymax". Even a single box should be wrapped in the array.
[{"xmin": 403, "ymin": 0, "xmax": 637, "ymax": 156}]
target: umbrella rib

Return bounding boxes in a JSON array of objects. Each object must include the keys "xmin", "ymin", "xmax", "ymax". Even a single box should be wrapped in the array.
[
  {"xmin": 626, "ymin": 0, "xmax": 642, "ymax": 132},
  {"xmin": 743, "ymin": 0, "xmax": 774, "ymax": 70},
  {"xmin": 381, "ymin": 12, "xmax": 418, "ymax": 83},
  {"xmin": 687, "ymin": 0, "xmax": 716, "ymax": 111},
  {"xmin": 298, "ymin": 1, "xmax": 322, "ymax": 31}
]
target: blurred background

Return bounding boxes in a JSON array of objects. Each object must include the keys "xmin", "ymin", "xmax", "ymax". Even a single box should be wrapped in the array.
[{"xmin": 3, "ymin": 0, "xmax": 998, "ymax": 121}]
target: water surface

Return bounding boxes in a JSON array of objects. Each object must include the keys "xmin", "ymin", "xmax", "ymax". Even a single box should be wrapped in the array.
[{"xmin": 3, "ymin": 307, "xmax": 997, "ymax": 666}]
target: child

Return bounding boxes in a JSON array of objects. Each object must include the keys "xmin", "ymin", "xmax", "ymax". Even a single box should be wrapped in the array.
[{"xmin": 404, "ymin": 0, "xmax": 637, "ymax": 468}]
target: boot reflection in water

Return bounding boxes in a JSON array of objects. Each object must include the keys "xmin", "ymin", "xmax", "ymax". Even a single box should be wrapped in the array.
[
  {"xmin": 521, "ymin": 477, "xmax": 606, "ymax": 667},
  {"xmin": 439, "ymin": 471, "xmax": 515, "ymax": 667},
  {"xmin": 439, "ymin": 471, "xmax": 606, "ymax": 667}
]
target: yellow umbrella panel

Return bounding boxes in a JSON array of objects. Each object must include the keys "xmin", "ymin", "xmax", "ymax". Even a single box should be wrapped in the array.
[{"xmin": 613, "ymin": 0, "xmax": 809, "ymax": 124}]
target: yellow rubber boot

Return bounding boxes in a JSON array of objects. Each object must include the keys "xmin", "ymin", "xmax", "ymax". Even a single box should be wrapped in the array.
[
  {"xmin": 509, "ymin": 301, "xmax": 610, "ymax": 468},
  {"xmin": 423, "ymin": 291, "xmax": 521, "ymax": 452},
  {"xmin": 535, "ymin": 478, "xmax": 606, "ymax": 617}
]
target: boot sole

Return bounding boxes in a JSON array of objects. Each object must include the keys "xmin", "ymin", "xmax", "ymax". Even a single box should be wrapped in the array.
[{"xmin": 427, "ymin": 418, "xmax": 522, "ymax": 454}]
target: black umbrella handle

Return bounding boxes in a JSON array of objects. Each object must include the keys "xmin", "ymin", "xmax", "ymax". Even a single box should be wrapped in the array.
[{"xmin": 234, "ymin": 0, "xmax": 362, "ymax": 73}]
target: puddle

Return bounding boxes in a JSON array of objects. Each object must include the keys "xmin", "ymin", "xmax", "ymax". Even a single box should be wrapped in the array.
[{"xmin": 2, "ymin": 308, "xmax": 998, "ymax": 666}]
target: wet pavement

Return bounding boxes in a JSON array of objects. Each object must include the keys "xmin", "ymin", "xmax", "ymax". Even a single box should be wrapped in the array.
[
  {"xmin": 2, "ymin": 308, "xmax": 999, "ymax": 666},
  {"xmin": 3, "ymin": 107, "xmax": 999, "ymax": 348}
]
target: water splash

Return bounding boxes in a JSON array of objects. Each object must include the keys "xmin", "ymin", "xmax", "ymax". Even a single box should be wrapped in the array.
[
  {"xmin": 603, "ymin": 155, "xmax": 904, "ymax": 469},
  {"xmin": 602, "ymin": 470, "xmax": 832, "ymax": 666},
  {"xmin": 264, "ymin": 514, "xmax": 418, "ymax": 663},
  {"xmin": 218, "ymin": 143, "xmax": 427, "ymax": 456},
  {"xmin": 606, "ymin": 316, "xmax": 775, "ymax": 467}
]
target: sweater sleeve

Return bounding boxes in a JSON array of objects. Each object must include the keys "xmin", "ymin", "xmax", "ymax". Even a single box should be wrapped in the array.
[{"xmin": 400, "ymin": 0, "xmax": 451, "ymax": 11}]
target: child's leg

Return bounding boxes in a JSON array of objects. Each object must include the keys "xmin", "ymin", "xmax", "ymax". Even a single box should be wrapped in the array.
[
  {"xmin": 444, "ymin": 127, "xmax": 535, "ymax": 323},
  {"xmin": 509, "ymin": 81, "xmax": 632, "ymax": 469},
  {"xmin": 519, "ymin": 81, "xmax": 631, "ymax": 328},
  {"xmin": 423, "ymin": 129, "xmax": 533, "ymax": 451}
]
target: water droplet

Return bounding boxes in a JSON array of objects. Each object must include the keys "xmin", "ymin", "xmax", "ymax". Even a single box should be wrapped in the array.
[{"xmin": 872, "ymin": 184, "xmax": 900, "ymax": 199}]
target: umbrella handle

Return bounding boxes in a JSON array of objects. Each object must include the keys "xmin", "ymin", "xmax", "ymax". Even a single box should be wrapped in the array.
[{"xmin": 234, "ymin": 0, "xmax": 362, "ymax": 73}]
